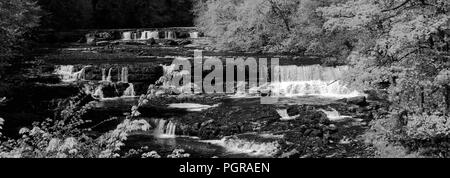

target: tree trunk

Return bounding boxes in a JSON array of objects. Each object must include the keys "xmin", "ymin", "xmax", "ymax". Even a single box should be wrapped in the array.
[
  {"xmin": 445, "ymin": 85, "xmax": 450, "ymax": 115},
  {"xmin": 417, "ymin": 87, "xmax": 424, "ymax": 113}
]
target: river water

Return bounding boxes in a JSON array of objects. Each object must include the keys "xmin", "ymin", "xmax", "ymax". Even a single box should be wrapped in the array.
[{"xmin": 51, "ymin": 53, "xmax": 363, "ymax": 158}]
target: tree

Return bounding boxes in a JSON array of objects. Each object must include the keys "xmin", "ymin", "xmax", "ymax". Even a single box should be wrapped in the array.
[
  {"xmin": 194, "ymin": 0, "xmax": 350, "ymax": 58},
  {"xmin": 0, "ymin": 0, "xmax": 41, "ymax": 75},
  {"xmin": 319, "ymin": 0, "xmax": 450, "ymax": 113}
]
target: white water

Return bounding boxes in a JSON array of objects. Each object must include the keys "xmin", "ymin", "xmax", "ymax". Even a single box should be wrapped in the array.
[
  {"xmin": 153, "ymin": 119, "xmax": 177, "ymax": 138},
  {"xmin": 165, "ymin": 31, "xmax": 176, "ymax": 39},
  {"xmin": 93, "ymin": 85, "xmax": 104, "ymax": 99},
  {"xmin": 167, "ymin": 103, "xmax": 220, "ymax": 112},
  {"xmin": 54, "ymin": 65, "xmax": 89, "ymax": 82},
  {"xmin": 268, "ymin": 81, "xmax": 361, "ymax": 98},
  {"xmin": 120, "ymin": 67, "xmax": 129, "ymax": 83},
  {"xmin": 140, "ymin": 31, "xmax": 159, "ymax": 40},
  {"xmin": 158, "ymin": 63, "xmax": 193, "ymax": 92},
  {"xmin": 202, "ymin": 136, "xmax": 280, "ymax": 157},
  {"xmin": 189, "ymin": 32, "xmax": 199, "ymax": 39},
  {"xmin": 106, "ymin": 68, "xmax": 113, "ymax": 82},
  {"xmin": 268, "ymin": 65, "xmax": 361, "ymax": 98},
  {"xmin": 123, "ymin": 83, "xmax": 136, "ymax": 97},
  {"xmin": 318, "ymin": 108, "xmax": 352, "ymax": 121},
  {"xmin": 101, "ymin": 68, "xmax": 107, "ymax": 82},
  {"xmin": 276, "ymin": 109, "xmax": 300, "ymax": 121},
  {"xmin": 122, "ymin": 31, "xmax": 132, "ymax": 40}
]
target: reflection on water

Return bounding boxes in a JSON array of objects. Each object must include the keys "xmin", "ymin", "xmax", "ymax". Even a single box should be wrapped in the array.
[
  {"xmin": 126, "ymin": 133, "xmax": 269, "ymax": 158},
  {"xmin": 93, "ymin": 97, "xmax": 140, "ymax": 108}
]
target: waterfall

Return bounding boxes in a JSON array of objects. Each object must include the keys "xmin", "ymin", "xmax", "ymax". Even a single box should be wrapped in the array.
[
  {"xmin": 268, "ymin": 65, "xmax": 361, "ymax": 98},
  {"xmin": 140, "ymin": 31, "xmax": 150, "ymax": 40},
  {"xmin": 276, "ymin": 109, "xmax": 299, "ymax": 121},
  {"xmin": 106, "ymin": 68, "xmax": 113, "ymax": 82},
  {"xmin": 54, "ymin": 65, "xmax": 89, "ymax": 82},
  {"xmin": 123, "ymin": 83, "xmax": 136, "ymax": 97},
  {"xmin": 132, "ymin": 32, "xmax": 139, "ymax": 40},
  {"xmin": 140, "ymin": 31, "xmax": 159, "ymax": 40},
  {"xmin": 165, "ymin": 31, "xmax": 176, "ymax": 39},
  {"xmin": 122, "ymin": 31, "xmax": 132, "ymax": 41},
  {"xmin": 318, "ymin": 108, "xmax": 352, "ymax": 121},
  {"xmin": 120, "ymin": 67, "xmax": 129, "ymax": 83},
  {"xmin": 189, "ymin": 32, "xmax": 199, "ymax": 39},
  {"xmin": 101, "ymin": 68, "xmax": 107, "ymax": 81},
  {"xmin": 150, "ymin": 31, "xmax": 159, "ymax": 39},
  {"xmin": 153, "ymin": 119, "xmax": 176, "ymax": 138},
  {"xmin": 93, "ymin": 85, "xmax": 104, "ymax": 99}
]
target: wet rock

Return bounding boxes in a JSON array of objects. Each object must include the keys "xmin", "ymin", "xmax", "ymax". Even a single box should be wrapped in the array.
[
  {"xmin": 364, "ymin": 89, "xmax": 389, "ymax": 101},
  {"xmin": 346, "ymin": 96, "xmax": 368, "ymax": 106}
]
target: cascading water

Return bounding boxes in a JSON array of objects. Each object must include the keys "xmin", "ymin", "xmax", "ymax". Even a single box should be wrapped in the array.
[
  {"xmin": 123, "ymin": 83, "xmax": 136, "ymax": 97},
  {"xmin": 318, "ymin": 108, "xmax": 351, "ymax": 121},
  {"xmin": 150, "ymin": 31, "xmax": 159, "ymax": 39},
  {"xmin": 140, "ymin": 31, "xmax": 159, "ymax": 40},
  {"xmin": 122, "ymin": 31, "xmax": 132, "ymax": 41},
  {"xmin": 189, "ymin": 32, "xmax": 199, "ymax": 39},
  {"xmin": 140, "ymin": 31, "xmax": 149, "ymax": 40},
  {"xmin": 276, "ymin": 109, "xmax": 299, "ymax": 121},
  {"xmin": 106, "ymin": 68, "xmax": 113, "ymax": 82},
  {"xmin": 268, "ymin": 65, "xmax": 361, "ymax": 98},
  {"xmin": 54, "ymin": 65, "xmax": 89, "ymax": 82},
  {"xmin": 120, "ymin": 67, "xmax": 129, "ymax": 83},
  {"xmin": 158, "ymin": 64, "xmax": 191, "ymax": 89},
  {"xmin": 153, "ymin": 119, "xmax": 177, "ymax": 138},
  {"xmin": 101, "ymin": 68, "xmax": 107, "ymax": 82},
  {"xmin": 93, "ymin": 85, "xmax": 104, "ymax": 99},
  {"xmin": 165, "ymin": 31, "xmax": 176, "ymax": 39}
]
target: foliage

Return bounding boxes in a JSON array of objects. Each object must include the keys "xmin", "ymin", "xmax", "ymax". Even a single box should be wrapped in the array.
[
  {"xmin": 0, "ymin": 92, "xmax": 151, "ymax": 158},
  {"xmin": 194, "ymin": 0, "xmax": 350, "ymax": 57},
  {"xmin": 363, "ymin": 114, "xmax": 421, "ymax": 158},
  {"xmin": 320, "ymin": 0, "xmax": 450, "ymax": 113},
  {"xmin": 406, "ymin": 113, "xmax": 450, "ymax": 140},
  {"xmin": 0, "ymin": 0, "xmax": 41, "ymax": 61}
]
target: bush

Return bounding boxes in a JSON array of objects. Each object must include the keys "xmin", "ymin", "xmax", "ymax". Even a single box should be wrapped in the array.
[
  {"xmin": 363, "ymin": 115, "xmax": 421, "ymax": 158},
  {"xmin": 406, "ymin": 113, "xmax": 450, "ymax": 140},
  {"xmin": 0, "ymin": 117, "xmax": 151, "ymax": 158}
]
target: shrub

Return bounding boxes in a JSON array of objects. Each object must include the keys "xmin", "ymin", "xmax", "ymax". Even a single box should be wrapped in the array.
[{"xmin": 406, "ymin": 113, "xmax": 450, "ymax": 140}]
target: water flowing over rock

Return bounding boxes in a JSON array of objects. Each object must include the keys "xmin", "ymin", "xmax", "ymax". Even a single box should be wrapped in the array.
[
  {"xmin": 153, "ymin": 119, "xmax": 177, "ymax": 138},
  {"xmin": 140, "ymin": 31, "xmax": 159, "ymax": 40},
  {"xmin": 318, "ymin": 108, "xmax": 351, "ymax": 121},
  {"xmin": 167, "ymin": 103, "xmax": 220, "ymax": 112},
  {"xmin": 54, "ymin": 65, "xmax": 89, "ymax": 82},
  {"xmin": 268, "ymin": 65, "xmax": 361, "ymax": 98},
  {"xmin": 122, "ymin": 31, "xmax": 132, "ymax": 41},
  {"xmin": 202, "ymin": 136, "xmax": 281, "ymax": 157},
  {"xmin": 106, "ymin": 68, "xmax": 113, "ymax": 82},
  {"xmin": 123, "ymin": 83, "xmax": 136, "ymax": 97},
  {"xmin": 189, "ymin": 32, "xmax": 199, "ymax": 39},
  {"xmin": 156, "ymin": 63, "xmax": 194, "ymax": 93},
  {"xmin": 165, "ymin": 31, "xmax": 176, "ymax": 39},
  {"xmin": 101, "ymin": 68, "xmax": 107, "ymax": 82},
  {"xmin": 276, "ymin": 109, "xmax": 299, "ymax": 121},
  {"xmin": 120, "ymin": 67, "xmax": 129, "ymax": 83},
  {"xmin": 93, "ymin": 85, "xmax": 104, "ymax": 99}
]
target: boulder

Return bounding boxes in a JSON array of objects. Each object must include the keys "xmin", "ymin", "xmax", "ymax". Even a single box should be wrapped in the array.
[{"xmin": 346, "ymin": 96, "xmax": 368, "ymax": 106}]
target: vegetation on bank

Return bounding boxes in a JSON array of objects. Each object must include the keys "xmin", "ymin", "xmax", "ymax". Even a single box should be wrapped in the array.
[
  {"xmin": 195, "ymin": 0, "xmax": 450, "ymax": 157},
  {"xmin": 1, "ymin": 0, "xmax": 450, "ymax": 158}
]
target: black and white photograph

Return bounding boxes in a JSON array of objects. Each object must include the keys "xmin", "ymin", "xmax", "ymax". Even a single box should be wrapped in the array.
[{"xmin": 1, "ymin": 0, "xmax": 450, "ymax": 171}]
